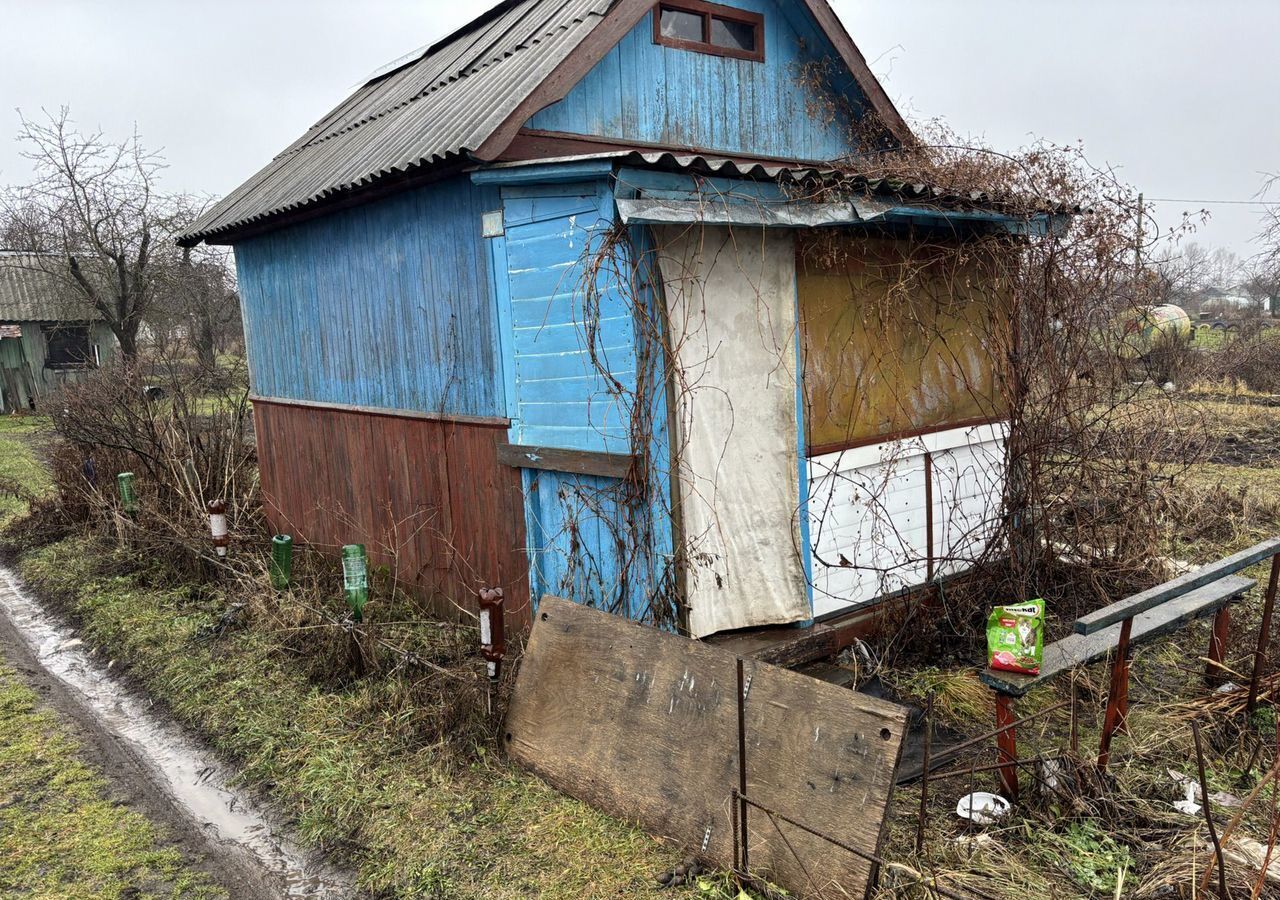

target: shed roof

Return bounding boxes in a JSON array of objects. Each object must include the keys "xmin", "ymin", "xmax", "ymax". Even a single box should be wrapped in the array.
[
  {"xmin": 179, "ymin": 0, "xmax": 911, "ymax": 246},
  {"xmin": 180, "ymin": 0, "xmax": 616, "ymax": 245},
  {"xmin": 0, "ymin": 253, "xmax": 97, "ymax": 323}
]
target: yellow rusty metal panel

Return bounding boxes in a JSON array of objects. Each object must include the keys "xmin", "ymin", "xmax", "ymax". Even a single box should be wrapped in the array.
[{"xmin": 797, "ymin": 236, "xmax": 1011, "ymax": 451}]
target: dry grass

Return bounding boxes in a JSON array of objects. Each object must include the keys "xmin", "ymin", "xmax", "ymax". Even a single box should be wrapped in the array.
[{"xmin": 873, "ymin": 394, "xmax": 1280, "ymax": 899}]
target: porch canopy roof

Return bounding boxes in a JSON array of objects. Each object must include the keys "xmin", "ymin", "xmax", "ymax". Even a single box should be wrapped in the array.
[{"xmin": 475, "ymin": 150, "xmax": 1074, "ymax": 234}]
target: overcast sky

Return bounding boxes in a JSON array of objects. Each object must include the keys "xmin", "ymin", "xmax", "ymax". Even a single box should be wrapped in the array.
[{"xmin": 1, "ymin": 0, "xmax": 1276, "ymax": 258}]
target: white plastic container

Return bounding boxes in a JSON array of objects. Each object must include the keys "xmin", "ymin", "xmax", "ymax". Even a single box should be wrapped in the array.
[{"xmin": 955, "ymin": 792, "xmax": 1010, "ymax": 825}]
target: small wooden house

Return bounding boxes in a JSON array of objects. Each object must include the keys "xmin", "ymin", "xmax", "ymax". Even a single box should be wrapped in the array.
[
  {"xmin": 181, "ymin": 0, "xmax": 1047, "ymax": 637},
  {"xmin": 0, "ymin": 253, "xmax": 116, "ymax": 413}
]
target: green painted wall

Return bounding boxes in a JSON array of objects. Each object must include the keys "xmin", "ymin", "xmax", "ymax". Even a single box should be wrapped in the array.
[{"xmin": 0, "ymin": 322, "xmax": 116, "ymax": 413}]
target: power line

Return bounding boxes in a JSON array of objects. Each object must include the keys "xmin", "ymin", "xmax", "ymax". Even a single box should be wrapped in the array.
[{"xmin": 1146, "ymin": 197, "xmax": 1280, "ymax": 207}]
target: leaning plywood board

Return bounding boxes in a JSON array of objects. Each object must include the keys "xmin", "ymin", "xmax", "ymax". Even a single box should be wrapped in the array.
[{"xmin": 505, "ymin": 597, "xmax": 908, "ymax": 899}]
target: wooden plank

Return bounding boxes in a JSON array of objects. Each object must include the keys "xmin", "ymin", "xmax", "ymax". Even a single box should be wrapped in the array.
[
  {"xmin": 505, "ymin": 597, "xmax": 908, "ymax": 899},
  {"xmin": 983, "ymin": 575, "xmax": 1255, "ymax": 696},
  {"xmin": 1075, "ymin": 540, "xmax": 1280, "ymax": 634},
  {"xmin": 496, "ymin": 442, "xmax": 636, "ymax": 480},
  {"xmin": 250, "ymin": 394, "xmax": 509, "ymax": 428}
]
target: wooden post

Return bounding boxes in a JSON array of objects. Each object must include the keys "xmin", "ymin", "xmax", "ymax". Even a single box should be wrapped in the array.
[
  {"xmin": 1098, "ymin": 616, "xmax": 1134, "ymax": 772},
  {"xmin": 1247, "ymin": 553, "xmax": 1280, "ymax": 715},
  {"xmin": 994, "ymin": 693, "xmax": 1018, "ymax": 799},
  {"xmin": 1206, "ymin": 605, "xmax": 1231, "ymax": 686}
]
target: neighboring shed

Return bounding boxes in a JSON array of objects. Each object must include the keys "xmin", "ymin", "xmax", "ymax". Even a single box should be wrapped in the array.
[
  {"xmin": 0, "ymin": 253, "xmax": 117, "ymax": 413},
  {"xmin": 181, "ymin": 0, "xmax": 1055, "ymax": 640}
]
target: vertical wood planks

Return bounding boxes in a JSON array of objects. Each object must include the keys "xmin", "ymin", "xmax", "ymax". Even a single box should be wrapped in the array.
[
  {"xmin": 233, "ymin": 176, "xmax": 503, "ymax": 419},
  {"xmin": 253, "ymin": 398, "xmax": 531, "ymax": 631}
]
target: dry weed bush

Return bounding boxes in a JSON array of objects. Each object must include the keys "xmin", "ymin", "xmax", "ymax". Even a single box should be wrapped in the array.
[
  {"xmin": 1198, "ymin": 336, "xmax": 1280, "ymax": 396},
  {"xmin": 27, "ymin": 351, "xmax": 501, "ymax": 755},
  {"xmin": 40, "ymin": 349, "xmax": 257, "ymax": 577}
]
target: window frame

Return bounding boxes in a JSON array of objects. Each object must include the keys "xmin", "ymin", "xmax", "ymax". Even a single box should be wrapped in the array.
[
  {"xmin": 653, "ymin": 0, "xmax": 765, "ymax": 63},
  {"xmin": 41, "ymin": 323, "xmax": 96, "ymax": 371}
]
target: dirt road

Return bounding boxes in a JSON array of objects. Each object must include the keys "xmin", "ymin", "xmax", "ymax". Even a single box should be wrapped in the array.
[{"xmin": 0, "ymin": 565, "xmax": 352, "ymax": 899}]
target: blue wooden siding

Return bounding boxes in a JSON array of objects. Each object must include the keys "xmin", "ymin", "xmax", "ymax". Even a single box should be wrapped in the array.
[
  {"xmin": 495, "ymin": 183, "xmax": 635, "ymax": 453},
  {"xmin": 526, "ymin": 0, "xmax": 864, "ymax": 162},
  {"xmin": 233, "ymin": 176, "xmax": 503, "ymax": 417}
]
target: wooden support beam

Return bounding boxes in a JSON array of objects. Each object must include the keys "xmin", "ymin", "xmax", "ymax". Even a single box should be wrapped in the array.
[{"xmin": 496, "ymin": 443, "xmax": 637, "ymax": 480}]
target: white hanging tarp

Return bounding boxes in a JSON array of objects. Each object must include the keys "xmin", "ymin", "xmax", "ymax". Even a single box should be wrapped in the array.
[{"xmin": 655, "ymin": 225, "xmax": 810, "ymax": 638}]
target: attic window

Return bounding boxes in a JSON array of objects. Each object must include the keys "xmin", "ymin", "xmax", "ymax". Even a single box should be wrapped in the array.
[{"xmin": 654, "ymin": 0, "xmax": 764, "ymax": 62}]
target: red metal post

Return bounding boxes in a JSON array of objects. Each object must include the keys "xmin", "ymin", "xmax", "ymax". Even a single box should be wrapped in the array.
[
  {"xmin": 1247, "ymin": 553, "xmax": 1280, "ymax": 714},
  {"xmin": 1116, "ymin": 639, "xmax": 1133, "ymax": 736},
  {"xmin": 478, "ymin": 588, "xmax": 506, "ymax": 681},
  {"xmin": 994, "ymin": 693, "xmax": 1018, "ymax": 799},
  {"xmin": 736, "ymin": 658, "xmax": 750, "ymax": 874},
  {"xmin": 1206, "ymin": 605, "xmax": 1231, "ymax": 686},
  {"xmin": 1098, "ymin": 615, "xmax": 1134, "ymax": 772}
]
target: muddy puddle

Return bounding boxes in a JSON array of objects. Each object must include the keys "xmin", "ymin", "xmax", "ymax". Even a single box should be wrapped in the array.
[{"xmin": 0, "ymin": 566, "xmax": 354, "ymax": 898}]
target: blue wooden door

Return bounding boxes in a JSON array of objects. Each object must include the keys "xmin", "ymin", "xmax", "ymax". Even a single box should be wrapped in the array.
[{"xmin": 490, "ymin": 185, "xmax": 672, "ymax": 623}]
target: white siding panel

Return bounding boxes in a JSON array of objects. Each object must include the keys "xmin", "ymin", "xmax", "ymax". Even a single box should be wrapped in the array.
[{"xmin": 807, "ymin": 423, "xmax": 1008, "ymax": 618}]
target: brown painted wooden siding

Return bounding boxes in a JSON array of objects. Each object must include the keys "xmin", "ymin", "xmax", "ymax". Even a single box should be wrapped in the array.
[{"xmin": 253, "ymin": 398, "xmax": 531, "ymax": 632}]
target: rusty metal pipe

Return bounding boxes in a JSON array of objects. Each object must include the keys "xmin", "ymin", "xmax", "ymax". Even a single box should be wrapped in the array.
[
  {"xmin": 1247, "ymin": 553, "xmax": 1280, "ymax": 714},
  {"xmin": 1097, "ymin": 615, "xmax": 1133, "ymax": 772},
  {"xmin": 1206, "ymin": 605, "xmax": 1231, "ymax": 686},
  {"xmin": 736, "ymin": 657, "xmax": 749, "ymax": 874}
]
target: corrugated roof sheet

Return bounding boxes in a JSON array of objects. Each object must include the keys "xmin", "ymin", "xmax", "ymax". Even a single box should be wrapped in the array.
[
  {"xmin": 0, "ymin": 253, "xmax": 99, "ymax": 323},
  {"xmin": 564, "ymin": 151, "xmax": 1077, "ymax": 214},
  {"xmin": 180, "ymin": 0, "xmax": 613, "ymax": 245}
]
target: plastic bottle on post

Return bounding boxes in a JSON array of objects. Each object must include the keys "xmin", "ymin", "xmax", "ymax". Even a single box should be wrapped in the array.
[
  {"xmin": 342, "ymin": 544, "xmax": 368, "ymax": 622},
  {"xmin": 270, "ymin": 535, "xmax": 293, "ymax": 589}
]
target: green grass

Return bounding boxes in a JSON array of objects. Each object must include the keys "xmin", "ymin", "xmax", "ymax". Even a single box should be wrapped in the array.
[
  {"xmin": 0, "ymin": 416, "xmax": 52, "ymax": 526},
  {"xmin": 1190, "ymin": 325, "xmax": 1280, "ymax": 350},
  {"xmin": 0, "ymin": 661, "xmax": 223, "ymax": 899},
  {"xmin": 18, "ymin": 539, "xmax": 690, "ymax": 899}
]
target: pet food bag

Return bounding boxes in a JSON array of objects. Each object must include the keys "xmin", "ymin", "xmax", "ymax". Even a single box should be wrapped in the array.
[{"xmin": 987, "ymin": 599, "xmax": 1045, "ymax": 674}]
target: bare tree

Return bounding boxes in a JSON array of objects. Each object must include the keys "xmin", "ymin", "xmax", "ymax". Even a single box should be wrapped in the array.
[
  {"xmin": 0, "ymin": 108, "xmax": 200, "ymax": 361},
  {"xmin": 167, "ymin": 244, "xmax": 241, "ymax": 371},
  {"xmin": 1239, "ymin": 263, "xmax": 1279, "ymax": 319},
  {"xmin": 1257, "ymin": 172, "xmax": 1280, "ymax": 316}
]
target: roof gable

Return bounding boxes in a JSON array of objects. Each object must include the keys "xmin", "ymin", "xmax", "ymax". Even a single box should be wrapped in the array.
[
  {"xmin": 520, "ymin": 0, "xmax": 884, "ymax": 163},
  {"xmin": 180, "ymin": 0, "xmax": 909, "ymax": 245}
]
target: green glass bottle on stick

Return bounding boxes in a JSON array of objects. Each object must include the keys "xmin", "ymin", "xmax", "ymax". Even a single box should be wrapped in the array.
[
  {"xmin": 117, "ymin": 472, "xmax": 138, "ymax": 517},
  {"xmin": 270, "ymin": 535, "xmax": 293, "ymax": 590},
  {"xmin": 341, "ymin": 544, "xmax": 368, "ymax": 622}
]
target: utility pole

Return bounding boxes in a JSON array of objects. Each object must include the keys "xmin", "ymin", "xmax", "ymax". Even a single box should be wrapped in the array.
[{"xmin": 1134, "ymin": 192, "xmax": 1144, "ymax": 302}]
